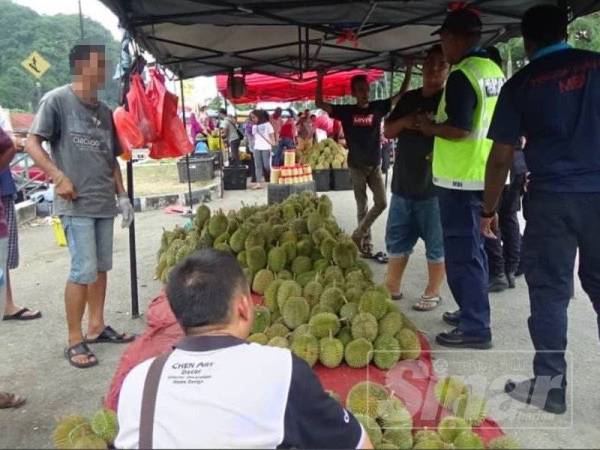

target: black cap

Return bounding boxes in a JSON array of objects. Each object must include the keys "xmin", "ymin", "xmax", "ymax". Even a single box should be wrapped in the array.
[{"xmin": 431, "ymin": 8, "xmax": 482, "ymax": 35}]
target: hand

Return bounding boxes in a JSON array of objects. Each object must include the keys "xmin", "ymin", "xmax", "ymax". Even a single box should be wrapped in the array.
[
  {"xmin": 402, "ymin": 112, "xmax": 420, "ymax": 131},
  {"xmin": 54, "ymin": 172, "xmax": 77, "ymax": 201},
  {"xmin": 415, "ymin": 114, "xmax": 436, "ymax": 136},
  {"xmin": 118, "ymin": 193, "xmax": 134, "ymax": 228},
  {"xmin": 480, "ymin": 213, "xmax": 499, "ymax": 239}
]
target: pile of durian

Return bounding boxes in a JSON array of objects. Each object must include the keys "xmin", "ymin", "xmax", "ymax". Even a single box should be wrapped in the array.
[
  {"xmin": 52, "ymin": 409, "xmax": 117, "ymax": 450},
  {"xmin": 156, "ymin": 192, "xmax": 423, "ymax": 370},
  {"xmin": 300, "ymin": 138, "xmax": 349, "ymax": 170}
]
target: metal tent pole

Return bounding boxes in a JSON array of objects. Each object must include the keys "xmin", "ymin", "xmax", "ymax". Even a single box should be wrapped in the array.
[
  {"xmin": 127, "ymin": 158, "xmax": 140, "ymax": 318},
  {"xmin": 179, "ymin": 76, "xmax": 194, "ymax": 213}
]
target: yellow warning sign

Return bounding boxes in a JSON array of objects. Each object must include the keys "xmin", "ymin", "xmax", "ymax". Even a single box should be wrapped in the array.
[{"xmin": 21, "ymin": 51, "xmax": 51, "ymax": 79}]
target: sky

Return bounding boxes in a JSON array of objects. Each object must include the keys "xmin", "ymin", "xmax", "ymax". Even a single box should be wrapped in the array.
[{"xmin": 12, "ymin": 0, "xmax": 218, "ymax": 103}]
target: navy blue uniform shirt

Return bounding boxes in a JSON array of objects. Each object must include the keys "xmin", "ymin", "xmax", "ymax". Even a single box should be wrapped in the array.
[{"xmin": 488, "ymin": 45, "xmax": 600, "ymax": 193}]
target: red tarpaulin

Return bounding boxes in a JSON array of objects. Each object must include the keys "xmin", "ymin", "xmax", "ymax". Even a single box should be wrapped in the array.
[{"xmin": 217, "ymin": 70, "xmax": 384, "ymax": 104}]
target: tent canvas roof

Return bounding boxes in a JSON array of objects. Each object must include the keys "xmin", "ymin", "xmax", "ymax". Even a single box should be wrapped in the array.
[{"xmin": 100, "ymin": 0, "xmax": 600, "ymax": 78}]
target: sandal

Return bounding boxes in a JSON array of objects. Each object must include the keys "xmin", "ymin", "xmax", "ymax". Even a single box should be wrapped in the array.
[
  {"xmin": 373, "ymin": 251, "xmax": 389, "ymax": 264},
  {"xmin": 64, "ymin": 342, "xmax": 98, "ymax": 369},
  {"xmin": 0, "ymin": 392, "xmax": 26, "ymax": 409},
  {"xmin": 391, "ymin": 292, "xmax": 403, "ymax": 301},
  {"xmin": 85, "ymin": 325, "xmax": 135, "ymax": 344},
  {"xmin": 3, "ymin": 307, "xmax": 42, "ymax": 321},
  {"xmin": 413, "ymin": 294, "xmax": 442, "ymax": 311}
]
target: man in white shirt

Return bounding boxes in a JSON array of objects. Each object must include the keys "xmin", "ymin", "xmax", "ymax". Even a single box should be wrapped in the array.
[{"xmin": 116, "ymin": 249, "xmax": 372, "ymax": 449}]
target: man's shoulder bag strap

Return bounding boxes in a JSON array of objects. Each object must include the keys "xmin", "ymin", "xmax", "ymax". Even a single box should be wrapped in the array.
[{"xmin": 139, "ymin": 352, "xmax": 172, "ymax": 449}]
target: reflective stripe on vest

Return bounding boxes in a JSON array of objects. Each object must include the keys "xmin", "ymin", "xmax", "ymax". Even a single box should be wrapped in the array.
[{"xmin": 433, "ymin": 56, "xmax": 505, "ymax": 190}]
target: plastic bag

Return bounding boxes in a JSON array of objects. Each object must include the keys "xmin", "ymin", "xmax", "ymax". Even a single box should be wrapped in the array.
[
  {"xmin": 127, "ymin": 74, "xmax": 158, "ymax": 143},
  {"xmin": 146, "ymin": 68, "xmax": 166, "ymax": 137},
  {"xmin": 113, "ymin": 106, "xmax": 144, "ymax": 160}
]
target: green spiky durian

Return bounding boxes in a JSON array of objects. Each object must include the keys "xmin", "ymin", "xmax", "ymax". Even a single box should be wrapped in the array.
[
  {"xmin": 378, "ymin": 311, "xmax": 404, "ymax": 337},
  {"xmin": 277, "ymin": 280, "xmax": 303, "ymax": 311},
  {"xmin": 340, "ymin": 302, "xmax": 359, "ymax": 322},
  {"xmin": 268, "ymin": 246, "xmax": 287, "ymax": 272},
  {"xmin": 194, "ymin": 204, "xmax": 211, "ymax": 229},
  {"xmin": 90, "ymin": 409, "xmax": 118, "ymax": 445},
  {"xmin": 282, "ymin": 296, "xmax": 310, "ymax": 330},
  {"xmin": 354, "ymin": 414, "xmax": 383, "ymax": 446},
  {"xmin": 277, "ymin": 270, "xmax": 293, "ymax": 280},
  {"xmin": 317, "ymin": 196, "xmax": 333, "ymax": 218},
  {"xmin": 397, "ymin": 328, "xmax": 421, "ymax": 360},
  {"xmin": 319, "ymin": 335, "xmax": 344, "ymax": 368},
  {"xmin": 487, "ymin": 436, "xmax": 520, "ymax": 449},
  {"xmin": 344, "ymin": 338, "xmax": 373, "ymax": 368},
  {"xmin": 246, "ymin": 246, "xmax": 267, "ymax": 272},
  {"xmin": 213, "ymin": 242, "xmax": 232, "ymax": 253},
  {"xmin": 290, "ymin": 218, "xmax": 308, "ymax": 236},
  {"xmin": 383, "ymin": 429, "xmax": 413, "ymax": 449},
  {"xmin": 307, "ymin": 211, "xmax": 324, "ymax": 234},
  {"xmin": 345, "ymin": 269, "xmax": 366, "ymax": 284},
  {"xmin": 378, "ymin": 399, "xmax": 412, "ymax": 431},
  {"xmin": 214, "ymin": 232, "xmax": 230, "ymax": 246},
  {"xmin": 311, "ymin": 303, "xmax": 335, "ymax": 317},
  {"xmin": 296, "ymin": 239, "xmax": 314, "ymax": 257},
  {"xmin": 257, "ymin": 223, "xmax": 275, "ymax": 246},
  {"xmin": 324, "ymin": 266, "xmax": 345, "ymax": 285},
  {"xmin": 245, "ymin": 233, "xmax": 266, "ymax": 251},
  {"xmin": 208, "ymin": 213, "xmax": 229, "ymax": 238},
  {"xmin": 351, "ymin": 313, "xmax": 379, "ymax": 342},
  {"xmin": 281, "ymin": 240, "xmax": 298, "ymax": 263},
  {"xmin": 320, "ymin": 286, "xmax": 346, "ymax": 313},
  {"xmin": 236, "ymin": 250, "xmax": 248, "ymax": 268},
  {"xmin": 280, "ymin": 230, "xmax": 298, "ymax": 245},
  {"xmin": 453, "ymin": 431, "xmax": 484, "ymax": 449},
  {"xmin": 248, "ymin": 333, "xmax": 269, "ymax": 345},
  {"xmin": 72, "ymin": 435, "xmax": 108, "ymax": 450},
  {"xmin": 313, "ymin": 258, "xmax": 329, "ymax": 272},
  {"xmin": 373, "ymin": 335, "xmax": 401, "ymax": 370},
  {"xmin": 332, "ymin": 240, "xmax": 358, "ymax": 269},
  {"xmin": 359, "ymin": 289, "xmax": 389, "ymax": 320},
  {"xmin": 295, "ymin": 271, "xmax": 317, "ymax": 288},
  {"xmin": 414, "ymin": 430, "xmax": 442, "ymax": 444},
  {"xmin": 252, "ymin": 269, "xmax": 275, "ymax": 295},
  {"xmin": 53, "ymin": 416, "xmax": 94, "ymax": 450},
  {"xmin": 291, "ymin": 323, "xmax": 311, "ymax": 342},
  {"xmin": 264, "ymin": 280, "xmax": 283, "ymax": 312},
  {"xmin": 437, "ymin": 416, "xmax": 471, "ymax": 443},
  {"xmin": 268, "ymin": 336, "xmax": 289, "ymax": 348},
  {"xmin": 320, "ymin": 237, "xmax": 337, "ymax": 261},
  {"xmin": 290, "ymin": 334, "xmax": 319, "ymax": 367},
  {"xmin": 312, "ymin": 227, "xmax": 333, "ymax": 246},
  {"xmin": 309, "ymin": 312, "xmax": 341, "ymax": 338},
  {"xmin": 434, "ymin": 377, "xmax": 468, "ymax": 408},
  {"xmin": 452, "ymin": 394, "xmax": 487, "ymax": 426},
  {"xmin": 291, "ymin": 256, "xmax": 312, "ymax": 276},
  {"xmin": 413, "ymin": 438, "xmax": 446, "ymax": 449},
  {"xmin": 354, "ymin": 259, "xmax": 374, "ymax": 281},
  {"xmin": 251, "ymin": 306, "xmax": 271, "ymax": 334},
  {"xmin": 336, "ymin": 326, "xmax": 353, "ymax": 346},
  {"xmin": 345, "ymin": 286, "xmax": 363, "ymax": 303},
  {"xmin": 265, "ymin": 323, "xmax": 290, "ymax": 340},
  {"xmin": 346, "ymin": 381, "xmax": 388, "ymax": 419},
  {"xmin": 304, "ymin": 280, "xmax": 324, "ymax": 306},
  {"xmin": 272, "ymin": 224, "xmax": 287, "ymax": 241}
]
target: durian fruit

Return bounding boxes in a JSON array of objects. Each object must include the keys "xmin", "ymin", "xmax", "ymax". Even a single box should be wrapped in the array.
[
  {"xmin": 277, "ymin": 280, "xmax": 303, "ymax": 311},
  {"xmin": 487, "ymin": 436, "xmax": 520, "ymax": 449},
  {"xmin": 452, "ymin": 394, "xmax": 487, "ymax": 426},
  {"xmin": 359, "ymin": 289, "xmax": 389, "ymax": 320},
  {"xmin": 309, "ymin": 312, "xmax": 341, "ymax": 338},
  {"xmin": 291, "ymin": 323, "xmax": 311, "ymax": 342},
  {"xmin": 311, "ymin": 227, "xmax": 333, "ymax": 246},
  {"xmin": 351, "ymin": 313, "xmax": 379, "ymax": 342},
  {"xmin": 320, "ymin": 237, "xmax": 337, "ymax": 261},
  {"xmin": 437, "ymin": 416, "xmax": 470, "ymax": 443},
  {"xmin": 378, "ymin": 311, "xmax": 403, "ymax": 337},
  {"xmin": 340, "ymin": 302, "xmax": 359, "ymax": 322},
  {"xmin": 354, "ymin": 259, "xmax": 374, "ymax": 281},
  {"xmin": 245, "ymin": 233, "xmax": 266, "ymax": 251},
  {"xmin": 377, "ymin": 440, "xmax": 399, "ymax": 449},
  {"xmin": 213, "ymin": 242, "xmax": 232, "ymax": 253},
  {"xmin": 346, "ymin": 381, "xmax": 389, "ymax": 419},
  {"xmin": 320, "ymin": 286, "xmax": 346, "ymax": 313},
  {"xmin": 296, "ymin": 271, "xmax": 317, "ymax": 288},
  {"xmin": 264, "ymin": 280, "xmax": 283, "ymax": 312},
  {"xmin": 237, "ymin": 250, "xmax": 248, "ymax": 268},
  {"xmin": 304, "ymin": 280, "xmax": 324, "ymax": 306},
  {"xmin": 413, "ymin": 439, "xmax": 445, "ymax": 449},
  {"xmin": 257, "ymin": 223, "xmax": 275, "ymax": 246},
  {"xmin": 251, "ymin": 306, "xmax": 271, "ymax": 334},
  {"xmin": 252, "ymin": 269, "xmax": 275, "ymax": 295},
  {"xmin": 373, "ymin": 335, "xmax": 401, "ymax": 370},
  {"xmin": 90, "ymin": 409, "xmax": 118, "ymax": 445},
  {"xmin": 246, "ymin": 246, "xmax": 267, "ymax": 272},
  {"xmin": 332, "ymin": 240, "xmax": 358, "ymax": 269},
  {"xmin": 345, "ymin": 286, "xmax": 363, "ymax": 303},
  {"xmin": 453, "ymin": 430, "xmax": 484, "ymax": 449},
  {"xmin": 72, "ymin": 435, "xmax": 108, "ymax": 450},
  {"xmin": 291, "ymin": 256, "xmax": 312, "ymax": 275},
  {"xmin": 383, "ymin": 429, "xmax": 413, "ymax": 449},
  {"xmin": 290, "ymin": 334, "xmax": 319, "ymax": 367},
  {"xmin": 297, "ymin": 239, "xmax": 314, "ymax": 257},
  {"xmin": 377, "ymin": 398, "xmax": 412, "ymax": 430},
  {"xmin": 282, "ymin": 296, "xmax": 310, "ymax": 329},
  {"xmin": 318, "ymin": 196, "xmax": 333, "ymax": 218},
  {"xmin": 272, "ymin": 224, "xmax": 287, "ymax": 241},
  {"xmin": 280, "ymin": 229, "xmax": 299, "ymax": 244},
  {"xmin": 319, "ymin": 334, "xmax": 344, "ymax": 368},
  {"xmin": 248, "ymin": 333, "xmax": 268, "ymax": 345},
  {"xmin": 53, "ymin": 416, "xmax": 94, "ymax": 449},
  {"xmin": 290, "ymin": 218, "xmax": 308, "ymax": 236},
  {"xmin": 434, "ymin": 377, "xmax": 468, "ymax": 408},
  {"xmin": 277, "ymin": 270, "xmax": 294, "ymax": 280},
  {"xmin": 268, "ymin": 336, "xmax": 289, "ymax": 348},
  {"xmin": 413, "ymin": 429, "xmax": 442, "ymax": 445},
  {"xmin": 336, "ymin": 326, "xmax": 353, "ymax": 346},
  {"xmin": 354, "ymin": 414, "xmax": 383, "ymax": 446},
  {"xmin": 310, "ymin": 303, "xmax": 335, "ymax": 317},
  {"xmin": 281, "ymin": 240, "xmax": 298, "ymax": 262},
  {"xmin": 397, "ymin": 329, "xmax": 421, "ymax": 360},
  {"xmin": 214, "ymin": 232, "xmax": 230, "ymax": 246},
  {"xmin": 265, "ymin": 323, "xmax": 290, "ymax": 340},
  {"xmin": 313, "ymin": 258, "xmax": 329, "ymax": 273},
  {"xmin": 307, "ymin": 211, "xmax": 324, "ymax": 234},
  {"xmin": 344, "ymin": 338, "xmax": 373, "ymax": 368},
  {"xmin": 208, "ymin": 212, "xmax": 229, "ymax": 237},
  {"xmin": 268, "ymin": 246, "xmax": 287, "ymax": 272},
  {"xmin": 323, "ymin": 266, "xmax": 344, "ymax": 285},
  {"xmin": 326, "ymin": 390, "xmax": 341, "ymax": 403},
  {"xmin": 194, "ymin": 205, "xmax": 211, "ymax": 229}
]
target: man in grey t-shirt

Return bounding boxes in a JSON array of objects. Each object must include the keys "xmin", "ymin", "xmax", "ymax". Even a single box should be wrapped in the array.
[
  {"xmin": 26, "ymin": 45, "xmax": 135, "ymax": 369},
  {"xmin": 219, "ymin": 108, "xmax": 241, "ymax": 166}
]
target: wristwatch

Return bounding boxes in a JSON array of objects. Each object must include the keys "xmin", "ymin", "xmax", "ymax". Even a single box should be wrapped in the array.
[{"xmin": 480, "ymin": 209, "xmax": 496, "ymax": 219}]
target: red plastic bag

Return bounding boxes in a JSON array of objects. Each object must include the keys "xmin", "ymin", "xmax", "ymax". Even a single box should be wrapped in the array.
[
  {"xmin": 146, "ymin": 68, "xmax": 166, "ymax": 137},
  {"xmin": 127, "ymin": 74, "xmax": 158, "ymax": 143},
  {"xmin": 113, "ymin": 106, "xmax": 145, "ymax": 160}
]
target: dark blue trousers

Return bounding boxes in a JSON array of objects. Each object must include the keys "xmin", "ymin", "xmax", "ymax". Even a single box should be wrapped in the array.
[
  {"xmin": 437, "ymin": 188, "xmax": 491, "ymax": 337},
  {"xmin": 522, "ymin": 191, "xmax": 600, "ymax": 385}
]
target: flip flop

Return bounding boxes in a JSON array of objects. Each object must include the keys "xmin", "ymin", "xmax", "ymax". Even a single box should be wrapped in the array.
[
  {"xmin": 3, "ymin": 307, "xmax": 42, "ymax": 321},
  {"xmin": 413, "ymin": 295, "xmax": 442, "ymax": 311},
  {"xmin": 373, "ymin": 251, "xmax": 389, "ymax": 264},
  {"xmin": 64, "ymin": 342, "xmax": 98, "ymax": 369},
  {"xmin": 0, "ymin": 392, "xmax": 26, "ymax": 409},
  {"xmin": 85, "ymin": 325, "xmax": 135, "ymax": 344}
]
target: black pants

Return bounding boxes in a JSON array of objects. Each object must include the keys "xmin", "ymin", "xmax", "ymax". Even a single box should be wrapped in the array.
[
  {"xmin": 522, "ymin": 191, "xmax": 600, "ymax": 384},
  {"xmin": 228, "ymin": 139, "xmax": 241, "ymax": 166},
  {"xmin": 485, "ymin": 174, "xmax": 526, "ymax": 277}
]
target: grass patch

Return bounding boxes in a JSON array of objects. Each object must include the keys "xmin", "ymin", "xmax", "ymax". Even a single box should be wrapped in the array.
[{"xmin": 122, "ymin": 161, "xmax": 214, "ymax": 197}]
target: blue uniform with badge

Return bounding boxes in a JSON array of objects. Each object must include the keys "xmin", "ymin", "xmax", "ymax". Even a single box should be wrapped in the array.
[{"xmin": 488, "ymin": 43, "xmax": 600, "ymax": 385}]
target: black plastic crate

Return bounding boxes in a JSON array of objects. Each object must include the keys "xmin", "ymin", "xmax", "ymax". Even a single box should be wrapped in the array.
[
  {"xmin": 313, "ymin": 169, "xmax": 331, "ymax": 192},
  {"xmin": 177, "ymin": 155, "xmax": 215, "ymax": 183},
  {"xmin": 268, "ymin": 181, "xmax": 316, "ymax": 205},
  {"xmin": 331, "ymin": 169, "xmax": 353, "ymax": 190},
  {"xmin": 223, "ymin": 166, "xmax": 247, "ymax": 190}
]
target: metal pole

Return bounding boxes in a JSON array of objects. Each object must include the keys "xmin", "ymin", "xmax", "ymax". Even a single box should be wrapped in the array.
[
  {"xmin": 180, "ymin": 77, "xmax": 194, "ymax": 213},
  {"xmin": 127, "ymin": 159, "xmax": 140, "ymax": 318},
  {"xmin": 78, "ymin": 0, "xmax": 85, "ymax": 39}
]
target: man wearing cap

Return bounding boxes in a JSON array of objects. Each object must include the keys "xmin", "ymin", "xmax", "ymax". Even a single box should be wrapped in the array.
[
  {"xmin": 482, "ymin": 5, "xmax": 600, "ymax": 414},
  {"xmin": 416, "ymin": 7, "xmax": 505, "ymax": 349}
]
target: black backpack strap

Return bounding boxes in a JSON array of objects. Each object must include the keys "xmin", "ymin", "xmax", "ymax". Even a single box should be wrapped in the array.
[{"xmin": 139, "ymin": 352, "xmax": 172, "ymax": 449}]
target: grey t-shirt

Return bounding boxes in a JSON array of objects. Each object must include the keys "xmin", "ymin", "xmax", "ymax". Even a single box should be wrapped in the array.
[
  {"xmin": 221, "ymin": 117, "xmax": 240, "ymax": 144},
  {"xmin": 30, "ymin": 85, "xmax": 121, "ymax": 218}
]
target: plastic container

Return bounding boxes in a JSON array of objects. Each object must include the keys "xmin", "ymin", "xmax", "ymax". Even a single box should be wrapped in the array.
[
  {"xmin": 208, "ymin": 135, "xmax": 223, "ymax": 151},
  {"xmin": 313, "ymin": 169, "xmax": 331, "ymax": 192},
  {"xmin": 331, "ymin": 169, "xmax": 353, "ymax": 191},
  {"xmin": 52, "ymin": 216, "xmax": 67, "ymax": 247},
  {"xmin": 284, "ymin": 151, "xmax": 296, "ymax": 167},
  {"xmin": 177, "ymin": 155, "xmax": 215, "ymax": 183},
  {"xmin": 271, "ymin": 168, "xmax": 281, "ymax": 184},
  {"xmin": 223, "ymin": 166, "xmax": 247, "ymax": 190}
]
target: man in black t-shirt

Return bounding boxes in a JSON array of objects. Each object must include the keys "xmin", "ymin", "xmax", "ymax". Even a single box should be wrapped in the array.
[
  {"xmin": 383, "ymin": 46, "xmax": 449, "ymax": 310},
  {"xmin": 316, "ymin": 71, "xmax": 406, "ymax": 257}
]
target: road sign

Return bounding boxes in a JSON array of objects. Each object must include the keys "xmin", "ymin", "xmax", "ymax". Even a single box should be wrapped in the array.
[{"xmin": 21, "ymin": 51, "xmax": 51, "ymax": 79}]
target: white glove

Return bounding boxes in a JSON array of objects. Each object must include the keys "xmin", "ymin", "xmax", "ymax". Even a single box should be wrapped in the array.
[{"xmin": 118, "ymin": 193, "xmax": 134, "ymax": 228}]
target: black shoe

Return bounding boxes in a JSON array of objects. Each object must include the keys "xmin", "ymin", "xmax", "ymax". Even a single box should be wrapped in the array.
[
  {"xmin": 489, "ymin": 273, "xmax": 509, "ymax": 293},
  {"xmin": 435, "ymin": 328, "xmax": 492, "ymax": 349},
  {"xmin": 515, "ymin": 265, "xmax": 524, "ymax": 277},
  {"xmin": 442, "ymin": 310, "xmax": 460, "ymax": 327},
  {"xmin": 506, "ymin": 272, "xmax": 516, "ymax": 289},
  {"xmin": 505, "ymin": 378, "xmax": 567, "ymax": 414}
]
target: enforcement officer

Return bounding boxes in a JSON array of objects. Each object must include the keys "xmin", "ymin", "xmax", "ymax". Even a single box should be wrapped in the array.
[
  {"xmin": 482, "ymin": 4, "xmax": 600, "ymax": 414},
  {"xmin": 416, "ymin": 6, "xmax": 505, "ymax": 349}
]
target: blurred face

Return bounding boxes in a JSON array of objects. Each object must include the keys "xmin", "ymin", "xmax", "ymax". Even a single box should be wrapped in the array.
[
  {"xmin": 422, "ymin": 51, "xmax": 450, "ymax": 88},
  {"xmin": 76, "ymin": 51, "xmax": 106, "ymax": 91},
  {"xmin": 351, "ymin": 79, "xmax": 370, "ymax": 105},
  {"xmin": 439, "ymin": 30, "xmax": 462, "ymax": 64},
  {"xmin": 250, "ymin": 113, "xmax": 258, "ymax": 124}
]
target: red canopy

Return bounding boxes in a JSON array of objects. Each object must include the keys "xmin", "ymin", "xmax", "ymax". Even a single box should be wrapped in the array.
[{"xmin": 217, "ymin": 70, "xmax": 383, "ymax": 104}]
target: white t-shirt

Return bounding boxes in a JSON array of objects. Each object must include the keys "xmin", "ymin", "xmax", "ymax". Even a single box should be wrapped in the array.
[
  {"xmin": 252, "ymin": 122, "xmax": 274, "ymax": 151},
  {"xmin": 0, "ymin": 107, "xmax": 12, "ymax": 134}
]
